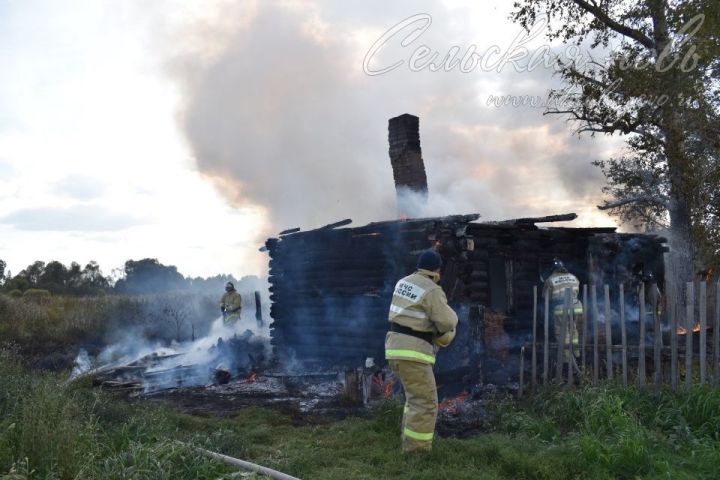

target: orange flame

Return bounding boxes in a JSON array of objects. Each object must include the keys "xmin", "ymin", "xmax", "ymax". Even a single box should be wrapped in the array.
[
  {"xmin": 372, "ymin": 374, "xmax": 395, "ymax": 399},
  {"xmin": 438, "ymin": 392, "xmax": 469, "ymax": 414},
  {"xmin": 383, "ymin": 381, "xmax": 394, "ymax": 398},
  {"xmin": 240, "ymin": 372, "xmax": 258, "ymax": 384},
  {"xmin": 677, "ymin": 324, "xmax": 703, "ymax": 335}
]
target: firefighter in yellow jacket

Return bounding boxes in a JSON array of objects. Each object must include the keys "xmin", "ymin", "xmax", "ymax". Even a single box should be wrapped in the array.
[
  {"xmin": 385, "ymin": 250, "xmax": 458, "ymax": 453},
  {"xmin": 544, "ymin": 258, "xmax": 583, "ymax": 365},
  {"xmin": 220, "ymin": 281, "xmax": 242, "ymax": 325}
]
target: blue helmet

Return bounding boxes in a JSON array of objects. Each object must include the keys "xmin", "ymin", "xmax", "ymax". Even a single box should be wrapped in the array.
[{"xmin": 417, "ymin": 250, "xmax": 442, "ymax": 271}]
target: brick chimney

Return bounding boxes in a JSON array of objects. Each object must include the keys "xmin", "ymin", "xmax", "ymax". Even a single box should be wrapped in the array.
[{"xmin": 388, "ymin": 113, "xmax": 428, "ymax": 217}]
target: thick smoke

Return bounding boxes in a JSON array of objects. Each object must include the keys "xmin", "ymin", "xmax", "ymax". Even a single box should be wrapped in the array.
[
  {"xmin": 71, "ymin": 305, "xmax": 271, "ymax": 390},
  {"xmin": 171, "ymin": 1, "xmax": 620, "ymax": 234}
]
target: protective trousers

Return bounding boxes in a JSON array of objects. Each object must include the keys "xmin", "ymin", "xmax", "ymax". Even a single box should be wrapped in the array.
[
  {"xmin": 552, "ymin": 301, "xmax": 582, "ymax": 363},
  {"xmin": 389, "ymin": 359, "xmax": 437, "ymax": 453},
  {"xmin": 223, "ymin": 311, "xmax": 241, "ymax": 325}
]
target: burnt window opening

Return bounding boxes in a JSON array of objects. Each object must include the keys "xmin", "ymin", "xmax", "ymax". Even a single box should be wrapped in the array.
[{"xmin": 489, "ymin": 257, "xmax": 508, "ymax": 313}]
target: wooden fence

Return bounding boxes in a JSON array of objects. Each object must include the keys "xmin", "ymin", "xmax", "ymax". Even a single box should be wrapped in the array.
[{"xmin": 519, "ymin": 281, "xmax": 720, "ymax": 396}]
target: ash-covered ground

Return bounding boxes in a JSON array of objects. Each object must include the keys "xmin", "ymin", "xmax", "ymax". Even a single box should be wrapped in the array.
[{"xmin": 69, "ymin": 313, "xmax": 513, "ymax": 436}]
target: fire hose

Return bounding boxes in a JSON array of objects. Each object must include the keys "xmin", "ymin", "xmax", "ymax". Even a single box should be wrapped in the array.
[{"xmin": 176, "ymin": 442, "xmax": 301, "ymax": 480}]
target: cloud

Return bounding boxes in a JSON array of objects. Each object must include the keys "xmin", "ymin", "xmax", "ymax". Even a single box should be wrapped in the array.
[
  {"xmin": 0, "ymin": 160, "xmax": 17, "ymax": 179},
  {"xmin": 1, "ymin": 205, "xmax": 145, "ymax": 232},
  {"xmin": 51, "ymin": 174, "xmax": 106, "ymax": 200}
]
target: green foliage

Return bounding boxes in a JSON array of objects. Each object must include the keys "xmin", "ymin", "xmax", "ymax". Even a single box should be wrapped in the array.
[
  {"xmin": 2, "ymin": 260, "xmax": 110, "ymax": 296},
  {"xmin": 114, "ymin": 258, "xmax": 186, "ymax": 295},
  {"xmin": 511, "ymin": 0, "xmax": 720, "ymax": 273},
  {"xmin": 1, "ymin": 257, "xmax": 263, "ymax": 301}
]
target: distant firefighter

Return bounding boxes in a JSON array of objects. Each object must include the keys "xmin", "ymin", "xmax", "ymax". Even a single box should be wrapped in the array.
[
  {"xmin": 385, "ymin": 249, "xmax": 458, "ymax": 453},
  {"xmin": 220, "ymin": 281, "xmax": 242, "ymax": 325},
  {"xmin": 544, "ymin": 258, "xmax": 583, "ymax": 364}
]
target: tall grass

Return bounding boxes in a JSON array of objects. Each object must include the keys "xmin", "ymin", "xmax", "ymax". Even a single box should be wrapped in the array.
[
  {"xmin": 0, "ymin": 348, "xmax": 232, "ymax": 479},
  {"xmin": 3, "ymin": 345, "xmax": 720, "ymax": 479},
  {"xmin": 0, "ymin": 293, "xmax": 218, "ymax": 360},
  {"xmin": 496, "ymin": 384, "xmax": 720, "ymax": 479}
]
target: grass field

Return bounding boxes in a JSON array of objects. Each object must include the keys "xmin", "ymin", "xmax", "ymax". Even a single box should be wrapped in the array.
[
  {"xmin": 0, "ymin": 293, "xmax": 218, "ymax": 365},
  {"xmin": 3, "ymin": 347, "xmax": 720, "ymax": 479}
]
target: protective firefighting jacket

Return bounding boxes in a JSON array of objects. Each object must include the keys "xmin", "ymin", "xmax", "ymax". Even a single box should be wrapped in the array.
[
  {"xmin": 220, "ymin": 290, "xmax": 242, "ymax": 313},
  {"xmin": 545, "ymin": 270, "xmax": 583, "ymax": 350},
  {"xmin": 385, "ymin": 269, "xmax": 458, "ymax": 365},
  {"xmin": 545, "ymin": 271, "xmax": 583, "ymax": 316}
]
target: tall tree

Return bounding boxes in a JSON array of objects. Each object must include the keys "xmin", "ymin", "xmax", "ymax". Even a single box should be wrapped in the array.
[
  {"xmin": 20, "ymin": 261, "xmax": 46, "ymax": 287},
  {"xmin": 512, "ymin": 0, "xmax": 720, "ymax": 285},
  {"xmin": 114, "ymin": 258, "xmax": 187, "ymax": 294},
  {"xmin": 39, "ymin": 260, "xmax": 69, "ymax": 292},
  {"xmin": 0, "ymin": 259, "xmax": 6, "ymax": 286}
]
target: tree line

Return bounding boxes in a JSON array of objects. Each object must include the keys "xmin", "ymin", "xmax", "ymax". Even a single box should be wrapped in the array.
[{"xmin": 0, "ymin": 258, "xmax": 253, "ymax": 296}]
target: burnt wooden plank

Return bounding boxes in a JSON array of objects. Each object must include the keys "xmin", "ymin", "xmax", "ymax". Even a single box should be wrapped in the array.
[{"xmin": 639, "ymin": 284, "xmax": 646, "ymax": 388}]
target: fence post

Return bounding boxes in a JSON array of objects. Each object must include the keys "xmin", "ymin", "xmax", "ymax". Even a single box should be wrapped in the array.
[
  {"xmin": 532, "ymin": 285, "xmax": 537, "ymax": 391},
  {"xmin": 568, "ymin": 291, "xmax": 575, "ymax": 387},
  {"xmin": 519, "ymin": 346, "xmax": 525, "ymax": 399},
  {"xmin": 700, "ymin": 281, "xmax": 707, "ymax": 385},
  {"xmin": 620, "ymin": 283, "xmax": 628, "ymax": 387},
  {"xmin": 604, "ymin": 285, "xmax": 612, "ymax": 381},
  {"xmin": 714, "ymin": 281, "xmax": 720, "ymax": 387},
  {"xmin": 670, "ymin": 288, "xmax": 678, "ymax": 392},
  {"xmin": 582, "ymin": 284, "xmax": 588, "ymax": 376},
  {"xmin": 653, "ymin": 283, "xmax": 662, "ymax": 395},
  {"xmin": 686, "ymin": 282, "xmax": 694, "ymax": 390},
  {"xmin": 543, "ymin": 293, "xmax": 549, "ymax": 384},
  {"xmin": 592, "ymin": 284, "xmax": 599, "ymax": 386},
  {"xmin": 639, "ymin": 284, "xmax": 646, "ymax": 388}
]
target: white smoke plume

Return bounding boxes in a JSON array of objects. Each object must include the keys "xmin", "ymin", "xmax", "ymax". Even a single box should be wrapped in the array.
[
  {"xmin": 166, "ymin": 0, "xmax": 620, "ymax": 237},
  {"xmin": 70, "ymin": 308, "xmax": 271, "ymax": 389}
]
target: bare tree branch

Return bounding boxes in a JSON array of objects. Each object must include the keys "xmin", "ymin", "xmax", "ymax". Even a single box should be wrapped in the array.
[
  {"xmin": 572, "ymin": 0, "xmax": 656, "ymax": 50},
  {"xmin": 597, "ymin": 194, "xmax": 670, "ymax": 210}
]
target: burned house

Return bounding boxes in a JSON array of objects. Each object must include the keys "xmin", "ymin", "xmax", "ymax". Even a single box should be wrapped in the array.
[{"xmin": 264, "ymin": 114, "xmax": 667, "ymax": 385}]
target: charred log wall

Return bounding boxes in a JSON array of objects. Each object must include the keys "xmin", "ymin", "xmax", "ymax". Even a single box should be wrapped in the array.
[
  {"xmin": 266, "ymin": 215, "xmax": 479, "ymax": 370},
  {"xmin": 265, "ymin": 215, "xmax": 667, "ymax": 382}
]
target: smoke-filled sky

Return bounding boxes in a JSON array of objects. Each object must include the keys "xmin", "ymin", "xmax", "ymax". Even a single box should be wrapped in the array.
[{"xmin": 0, "ymin": 0, "xmax": 623, "ymax": 278}]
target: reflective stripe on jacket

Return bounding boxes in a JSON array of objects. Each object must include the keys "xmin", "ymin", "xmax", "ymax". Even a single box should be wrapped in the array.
[
  {"xmin": 552, "ymin": 299, "xmax": 584, "ymax": 316},
  {"xmin": 545, "ymin": 271, "xmax": 580, "ymax": 303},
  {"xmin": 385, "ymin": 269, "xmax": 458, "ymax": 365}
]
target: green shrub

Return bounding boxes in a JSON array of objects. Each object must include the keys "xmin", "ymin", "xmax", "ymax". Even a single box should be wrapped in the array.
[{"xmin": 21, "ymin": 289, "xmax": 51, "ymax": 301}]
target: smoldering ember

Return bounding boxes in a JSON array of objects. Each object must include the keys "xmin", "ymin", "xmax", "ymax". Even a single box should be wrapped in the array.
[{"xmin": 66, "ymin": 114, "xmax": 670, "ymax": 433}]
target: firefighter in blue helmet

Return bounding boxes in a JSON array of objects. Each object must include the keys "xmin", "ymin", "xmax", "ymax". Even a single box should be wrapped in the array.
[{"xmin": 385, "ymin": 250, "xmax": 458, "ymax": 453}]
